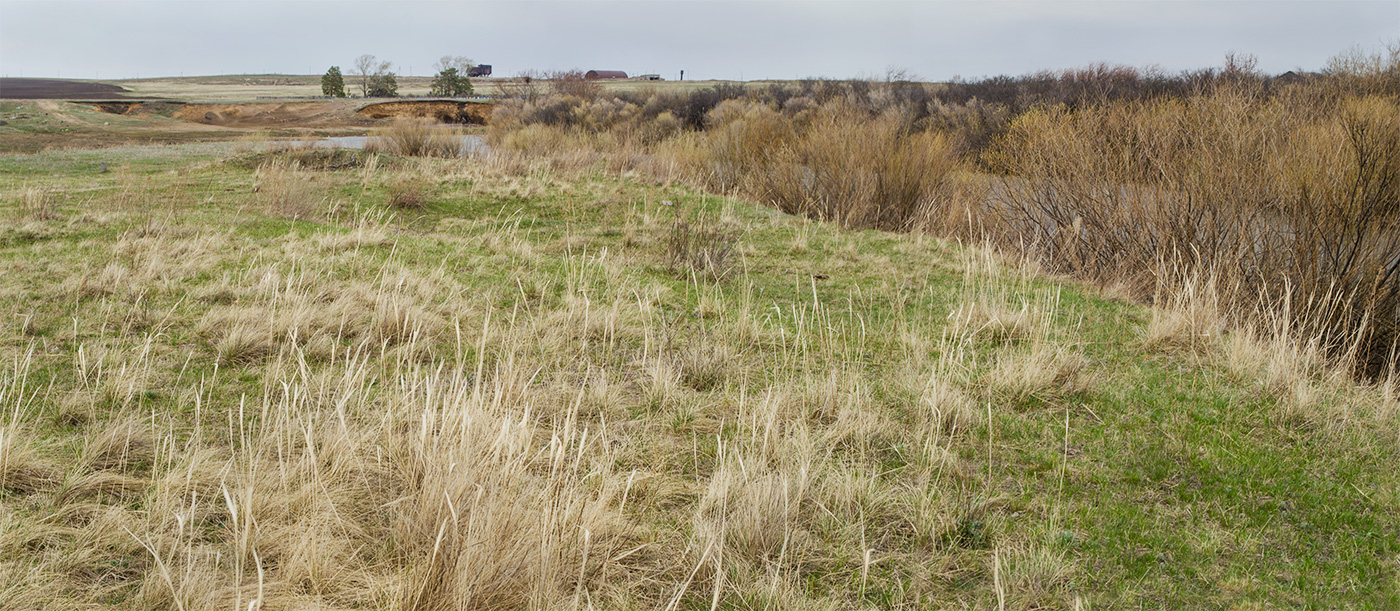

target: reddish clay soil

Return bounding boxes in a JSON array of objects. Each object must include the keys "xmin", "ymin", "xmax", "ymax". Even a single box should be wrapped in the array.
[
  {"xmin": 161, "ymin": 100, "xmax": 491, "ymax": 128},
  {"xmin": 0, "ymin": 78, "xmax": 131, "ymax": 99},
  {"xmin": 170, "ymin": 101, "xmax": 380, "ymax": 128},
  {"xmin": 357, "ymin": 100, "xmax": 491, "ymax": 124}
]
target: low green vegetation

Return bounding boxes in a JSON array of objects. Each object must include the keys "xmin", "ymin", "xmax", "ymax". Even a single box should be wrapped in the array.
[{"xmin": 1, "ymin": 141, "xmax": 1396, "ymax": 609}]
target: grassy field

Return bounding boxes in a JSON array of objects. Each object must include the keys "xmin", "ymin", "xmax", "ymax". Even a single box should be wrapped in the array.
[
  {"xmin": 0, "ymin": 100, "xmax": 236, "ymax": 153},
  {"xmin": 104, "ymin": 74, "xmax": 753, "ymax": 102},
  {"xmin": 0, "ymin": 99, "xmax": 397, "ymax": 155},
  {"xmin": 0, "ymin": 135, "xmax": 1396, "ymax": 609}
]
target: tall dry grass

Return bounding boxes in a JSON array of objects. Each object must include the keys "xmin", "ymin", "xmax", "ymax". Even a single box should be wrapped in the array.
[
  {"xmin": 988, "ymin": 89, "xmax": 1400, "ymax": 377},
  {"xmin": 366, "ymin": 119, "xmax": 465, "ymax": 158},
  {"xmin": 728, "ymin": 102, "xmax": 969, "ymax": 231},
  {"xmin": 491, "ymin": 92, "xmax": 977, "ymax": 233},
  {"xmin": 0, "ymin": 214, "xmax": 1093, "ymax": 609},
  {"xmin": 485, "ymin": 45, "xmax": 1400, "ymax": 378}
]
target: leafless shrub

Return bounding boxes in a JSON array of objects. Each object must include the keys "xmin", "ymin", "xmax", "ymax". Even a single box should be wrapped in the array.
[
  {"xmin": 750, "ymin": 103, "xmax": 964, "ymax": 230},
  {"xmin": 988, "ymin": 88, "xmax": 1400, "ymax": 377},
  {"xmin": 547, "ymin": 69, "xmax": 600, "ymax": 99},
  {"xmin": 499, "ymin": 69, "xmax": 546, "ymax": 102}
]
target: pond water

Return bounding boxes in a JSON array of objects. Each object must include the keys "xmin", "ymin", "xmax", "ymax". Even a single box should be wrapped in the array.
[{"xmin": 277, "ymin": 134, "xmax": 490, "ymax": 155}]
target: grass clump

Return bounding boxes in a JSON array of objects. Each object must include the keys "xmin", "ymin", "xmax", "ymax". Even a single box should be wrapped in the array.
[
  {"xmin": 665, "ymin": 213, "xmax": 738, "ymax": 282},
  {"xmin": 366, "ymin": 118, "xmax": 463, "ymax": 157},
  {"xmin": 254, "ymin": 158, "xmax": 321, "ymax": 220},
  {"xmin": 387, "ymin": 179, "xmax": 428, "ymax": 210},
  {"xmin": 16, "ymin": 187, "xmax": 60, "ymax": 221}
]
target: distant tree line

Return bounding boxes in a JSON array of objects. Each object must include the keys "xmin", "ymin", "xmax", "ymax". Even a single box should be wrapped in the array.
[{"xmin": 321, "ymin": 54, "xmax": 477, "ymax": 98}]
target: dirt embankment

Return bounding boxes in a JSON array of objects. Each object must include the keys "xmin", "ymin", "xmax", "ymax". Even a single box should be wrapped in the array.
[
  {"xmin": 168, "ymin": 101, "xmax": 379, "ymax": 128},
  {"xmin": 91, "ymin": 101, "xmax": 185, "ymax": 115},
  {"xmin": 0, "ymin": 78, "xmax": 131, "ymax": 99},
  {"xmin": 159, "ymin": 100, "xmax": 492, "ymax": 128},
  {"xmin": 357, "ymin": 100, "xmax": 491, "ymax": 125}
]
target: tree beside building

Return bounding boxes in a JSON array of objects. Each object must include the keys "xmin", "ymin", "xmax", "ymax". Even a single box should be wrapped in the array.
[{"xmin": 429, "ymin": 67, "xmax": 473, "ymax": 97}]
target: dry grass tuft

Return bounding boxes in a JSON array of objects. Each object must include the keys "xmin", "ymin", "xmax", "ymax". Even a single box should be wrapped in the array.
[
  {"xmin": 366, "ymin": 118, "xmax": 463, "ymax": 158},
  {"xmin": 678, "ymin": 337, "xmax": 732, "ymax": 392},
  {"xmin": 695, "ymin": 447, "xmax": 810, "ymax": 566},
  {"xmin": 665, "ymin": 215, "xmax": 738, "ymax": 282},
  {"xmin": 80, "ymin": 419, "xmax": 155, "ymax": 473},
  {"xmin": 17, "ymin": 187, "xmax": 61, "ymax": 221},
  {"xmin": 1143, "ymin": 306, "xmax": 1221, "ymax": 356},
  {"xmin": 995, "ymin": 543, "xmax": 1077, "ymax": 610},
  {"xmin": 921, "ymin": 373, "xmax": 979, "ymax": 438},
  {"xmin": 643, "ymin": 356, "xmax": 682, "ymax": 411},
  {"xmin": 387, "ymin": 180, "xmax": 428, "ymax": 210},
  {"xmin": 952, "ymin": 299, "xmax": 1040, "ymax": 346},
  {"xmin": 312, "ymin": 212, "xmax": 394, "ymax": 251},
  {"xmin": 990, "ymin": 344, "xmax": 1094, "ymax": 407},
  {"xmin": 371, "ymin": 292, "xmax": 445, "ymax": 347},
  {"xmin": 255, "ymin": 159, "xmax": 322, "ymax": 220},
  {"xmin": 0, "ymin": 427, "xmax": 60, "ymax": 494},
  {"xmin": 53, "ymin": 471, "xmax": 146, "ymax": 506}
]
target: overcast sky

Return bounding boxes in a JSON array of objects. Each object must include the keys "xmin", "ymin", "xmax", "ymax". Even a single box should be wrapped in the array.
[{"xmin": 1, "ymin": 0, "xmax": 1396, "ymax": 81}]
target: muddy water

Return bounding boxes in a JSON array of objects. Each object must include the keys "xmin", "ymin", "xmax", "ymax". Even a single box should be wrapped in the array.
[{"xmin": 280, "ymin": 134, "xmax": 489, "ymax": 155}]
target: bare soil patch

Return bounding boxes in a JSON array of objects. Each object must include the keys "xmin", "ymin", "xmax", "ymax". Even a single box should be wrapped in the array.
[
  {"xmin": 357, "ymin": 100, "xmax": 491, "ymax": 124},
  {"xmin": 0, "ymin": 78, "xmax": 131, "ymax": 99},
  {"xmin": 170, "ymin": 101, "xmax": 380, "ymax": 128}
]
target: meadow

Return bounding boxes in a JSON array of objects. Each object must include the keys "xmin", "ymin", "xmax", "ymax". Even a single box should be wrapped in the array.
[
  {"xmin": 98, "ymin": 73, "xmax": 734, "ymax": 102},
  {"xmin": 0, "ymin": 49, "xmax": 1397, "ymax": 610}
]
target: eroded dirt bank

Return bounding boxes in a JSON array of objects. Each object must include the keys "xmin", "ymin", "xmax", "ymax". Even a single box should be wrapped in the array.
[
  {"xmin": 356, "ymin": 100, "xmax": 492, "ymax": 124},
  {"xmin": 0, "ymin": 98, "xmax": 492, "ymax": 153},
  {"xmin": 84, "ymin": 99, "xmax": 492, "ymax": 128},
  {"xmin": 170, "ymin": 101, "xmax": 381, "ymax": 128}
]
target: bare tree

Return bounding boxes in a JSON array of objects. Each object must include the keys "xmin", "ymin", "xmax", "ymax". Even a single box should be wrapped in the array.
[
  {"xmin": 353, "ymin": 55, "xmax": 376, "ymax": 97},
  {"xmin": 434, "ymin": 55, "xmax": 475, "ymax": 75},
  {"xmin": 547, "ymin": 69, "xmax": 599, "ymax": 99},
  {"xmin": 500, "ymin": 69, "xmax": 544, "ymax": 102},
  {"xmin": 354, "ymin": 54, "xmax": 394, "ymax": 97}
]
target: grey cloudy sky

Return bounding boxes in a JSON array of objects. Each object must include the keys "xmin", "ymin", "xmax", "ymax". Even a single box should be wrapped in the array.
[{"xmin": 1, "ymin": 0, "xmax": 1396, "ymax": 81}]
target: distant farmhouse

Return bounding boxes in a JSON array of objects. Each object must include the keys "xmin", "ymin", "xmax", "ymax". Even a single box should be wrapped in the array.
[
  {"xmin": 585, "ymin": 70, "xmax": 627, "ymax": 80},
  {"xmin": 468, "ymin": 65, "xmax": 492, "ymax": 77}
]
